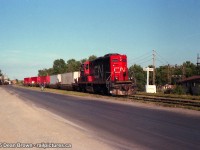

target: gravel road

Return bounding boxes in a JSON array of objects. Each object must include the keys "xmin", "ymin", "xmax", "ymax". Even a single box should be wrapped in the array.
[{"xmin": 0, "ymin": 87, "xmax": 113, "ymax": 150}]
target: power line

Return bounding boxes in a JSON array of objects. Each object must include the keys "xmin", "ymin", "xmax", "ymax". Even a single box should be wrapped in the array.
[
  {"xmin": 155, "ymin": 51, "xmax": 170, "ymax": 65},
  {"xmin": 137, "ymin": 59, "xmax": 152, "ymax": 66},
  {"xmin": 156, "ymin": 58, "xmax": 167, "ymax": 66},
  {"xmin": 129, "ymin": 51, "xmax": 152, "ymax": 62},
  {"xmin": 130, "ymin": 50, "xmax": 156, "ymax": 67},
  {"xmin": 130, "ymin": 54, "xmax": 152, "ymax": 64},
  {"xmin": 129, "ymin": 50, "xmax": 171, "ymax": 69}
]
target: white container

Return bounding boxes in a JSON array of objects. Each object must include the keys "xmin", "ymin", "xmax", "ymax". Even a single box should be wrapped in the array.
[
  {"xmin": 50, "ymin": 74, "xmax": 61, "ymax": 84},
  {"xmin": 61, "ymin": 72, "xmax": 80, "ymax": 85}
]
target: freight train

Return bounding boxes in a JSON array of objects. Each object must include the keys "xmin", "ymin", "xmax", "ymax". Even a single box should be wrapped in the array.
[{"xmin": 24, "ymin": 53, "xmax": 135, "ymax": 95}]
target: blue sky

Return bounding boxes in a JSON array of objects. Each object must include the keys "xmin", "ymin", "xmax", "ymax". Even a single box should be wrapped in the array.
[{"xmin": 0, "ymin": 0, "xmax": 200, "ymax": 79}]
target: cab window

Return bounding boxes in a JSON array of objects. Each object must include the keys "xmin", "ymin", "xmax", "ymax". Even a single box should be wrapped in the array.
[
  {"xmin": 112, "ymin": 59, "xmax": 118, "ymax": 62},
  {"xmin": 122, "ymin": 59, "xmax": 126, "ymax": 62},
  {"xmin": 86, "ymin": 64, "xmax": 89, "ymax": 70}
]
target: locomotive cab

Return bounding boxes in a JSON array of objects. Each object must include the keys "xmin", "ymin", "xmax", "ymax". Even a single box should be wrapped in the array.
[
  {"xmin": 106, "ymin": 54, "xmax": 134, "ymax": 95},
  {"xmin": 80, "ymin": 61, "xmax": 93, "ymax": 82},
  {"xmin": 110, "ymin": 55, "xmax": 128, "ymax": 82}
]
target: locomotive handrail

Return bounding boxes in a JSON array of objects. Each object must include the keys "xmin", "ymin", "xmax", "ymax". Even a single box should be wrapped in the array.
[{"xmin": 106, "ymin": 72, "xmax": 111, "ymax": 81}]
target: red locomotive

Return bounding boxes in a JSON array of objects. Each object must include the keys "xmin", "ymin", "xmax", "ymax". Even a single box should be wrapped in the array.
[{"xmin": 77, "ymin": 53, "xmax": 134, "ymax": 95}]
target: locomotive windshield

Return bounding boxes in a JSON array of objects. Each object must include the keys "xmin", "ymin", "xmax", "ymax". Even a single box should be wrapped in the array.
[
  {"xmin": 122, "ymin": 59, "xmax": 126, "ymax": 62},
  {"xmin": 86, "ymin": 64, "xmax": 89, "ymax": 70},
  {"xmin": 112, "ymin": 59, "xmax": 118, "ymax": 62}
]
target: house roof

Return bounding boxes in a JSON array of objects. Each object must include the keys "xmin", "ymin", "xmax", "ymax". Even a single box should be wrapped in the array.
[{"xmin": 180, "ymin": 75, "xmax": 200, "ymax": 83}]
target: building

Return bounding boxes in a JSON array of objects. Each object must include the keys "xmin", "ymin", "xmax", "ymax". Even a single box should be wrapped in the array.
[
  {"xmin": 179, "ymin": 75, "xmax": 200, "ymax": 95},
  {"xmin": 0, "ymin": 76, "xmax": 2, "ymax": 85},
  {"xmin": 0, "ymin": 75, "xmax": 10, "ymax": 85}
]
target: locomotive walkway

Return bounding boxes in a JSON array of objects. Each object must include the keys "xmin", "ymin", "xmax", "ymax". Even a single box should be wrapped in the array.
[{"xmin": 1, "ymin": 85, "xmax": 200, "ymax": 150}]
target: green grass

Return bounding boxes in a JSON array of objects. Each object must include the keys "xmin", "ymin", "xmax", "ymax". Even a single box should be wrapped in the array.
[
  {"xmin": 15, "ymin": 85, "xmax": 109, "ymax": 99},
  {"xmin": 136, "ymin": 92, "xmax": 200, "ymax": 100}
]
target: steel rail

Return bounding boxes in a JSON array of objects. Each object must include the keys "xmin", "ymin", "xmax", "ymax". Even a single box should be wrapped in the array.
[{"xmin": 129, "ymin": 95, "xmax": 200, "ymax": 108}]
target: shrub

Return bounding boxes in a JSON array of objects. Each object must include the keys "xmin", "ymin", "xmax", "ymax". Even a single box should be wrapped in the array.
[{"xmin": 173, "ymin": 85, "xmax": 185, "ymax": 95}]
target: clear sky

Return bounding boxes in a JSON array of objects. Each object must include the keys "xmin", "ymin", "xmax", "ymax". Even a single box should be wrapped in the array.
[{"xmin": 0, "ymin": 0, "xmax": 200, "ymax": 80}]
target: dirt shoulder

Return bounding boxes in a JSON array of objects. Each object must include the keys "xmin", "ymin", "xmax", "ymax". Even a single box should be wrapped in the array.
[{"xmin": 0, "ymin": 87, "xmax": 113, "ymax": 150}]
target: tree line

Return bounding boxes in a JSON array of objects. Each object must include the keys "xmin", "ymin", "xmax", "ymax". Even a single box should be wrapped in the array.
[
  {"xmin": 38, "ymin": 56, "xmax": 198, "ymax": 91},
  {"xmin": 129, "ymin": 61, "xmax": 198, "ymax": 91},
  {"xmin": 38, "ymin": 55, "xmax": 97, "ymax": 76}
]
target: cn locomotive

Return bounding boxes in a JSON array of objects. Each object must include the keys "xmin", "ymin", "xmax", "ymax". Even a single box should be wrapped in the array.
[{"xmin": 24, "ymin": 53, "xmax": 135, "ymax": 96}]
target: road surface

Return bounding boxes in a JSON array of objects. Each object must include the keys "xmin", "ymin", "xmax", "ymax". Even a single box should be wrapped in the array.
[{"xmin": 1, "ymin": 86, "xmax": 200, "ymax": 150}]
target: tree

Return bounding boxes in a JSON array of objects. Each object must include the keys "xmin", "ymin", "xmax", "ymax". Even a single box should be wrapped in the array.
[
  {"xmin": 53, "ymin": 59, "xmax": 67, "ymax": 74},
  {"xmin": 66, "ymin": 59, "xmax": 81, "ymax": 72},
  {"xmin": 183, "ymin": 61, "xmax": 197, "ymax": 78},
  {"xmin": 80, "ymin": 58, "xmax": 87, "ymax": 64},
  {"xmin": 129, "ymin": 64, "xmax": 146, "ymax": 91},
  {"xmin": 38, "ymin": 68, "xmax": 54, "ymax": 76},
  {"xmin": 0, "ymin": 69, "xmax": 2, "ymax": 76},
  {"xmin": 88, "ymin": 55, "xmax": 97, "ymax": 61},
  {"xmin": 156, "ymin": 65, "xmax": 168, "ymax": 85}
]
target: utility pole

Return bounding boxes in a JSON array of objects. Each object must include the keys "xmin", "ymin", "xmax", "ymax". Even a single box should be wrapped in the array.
[
  {"xmin": 152, "ymin": 50, "xmax": 156, "ymax": 85},
  {"xmin": 182, "ymin": 63, "xmax": 186, "ymax": 79},
  {"xmin": 167, "ymin": 64, "xmax": 171, "ymax": 84},
  {"xmin": 197, "ymin": 54, "xmax": 200, "ymax": 75}
]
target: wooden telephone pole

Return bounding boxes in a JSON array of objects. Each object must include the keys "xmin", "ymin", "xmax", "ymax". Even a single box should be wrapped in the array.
[
  {"xmin": 153, "ymin": 50, "xmax": 156, "ymax": 85},
  {"xmin": 167, "ymin": 64, "xmax": 171, "ymax": 84},
  {"xmin": 197, "ymin": 54, "xmax": 200, "ymax": 75}
]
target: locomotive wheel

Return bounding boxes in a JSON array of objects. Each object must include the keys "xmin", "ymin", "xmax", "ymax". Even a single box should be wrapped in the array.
[
  {"xmin": 101, "ymin": 85, "xmax": 109, "ymax": 95},
  {"xmin": 93, "ymin": 86, "xmax": 99, "ymax": 94}
]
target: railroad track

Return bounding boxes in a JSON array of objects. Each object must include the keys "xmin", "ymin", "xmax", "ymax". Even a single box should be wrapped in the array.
[{"xmin": 129, "ymin": 95, "xmax": 200, "ymax": 108}]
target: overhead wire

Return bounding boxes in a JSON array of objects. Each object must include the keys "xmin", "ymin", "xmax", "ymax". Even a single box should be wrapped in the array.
[
  {"xmin": 155, "ymin": 51, "xmax": 170, "ymax": 65},
  {"xmin": 130, "ymin": 54, "xmax": 152, "ymax": 64},
  {"xmin": 156, "ymin": 58, "xmax": 166, "ymax": 66},
  {"xmin": 129, "ymin": 51, "xmax": 152, "ymax": 62},
  {"xmin": 129, "ymin": 50, "xmax": 171, "ymax": 67},
  {"xmin": 138, "ymin": 59, "xmax": 152, "ymax": 65},
  {"xmin": 129, "ymin": 51, "xmax": 152, "ymax": 66}
]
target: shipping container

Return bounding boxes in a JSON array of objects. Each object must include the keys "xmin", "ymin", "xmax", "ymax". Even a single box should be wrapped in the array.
[
  {"xmin": 50, "ymin": 74, "xmax": 61, "ymax": 84},
  {"xmin": 60, "ymin": 72, "xmax": 80, "ymax": 90},
  {"xmin": 39, "ymin": 76, "xmax": 50, "ymax": 84},
  {"xmin": 49, "ymin": 74, "xmax": 61, "ymax": 88},
  {"xmin": 30, "ymin": 76, "xmax": 39, "ymax": 86},
  {"xmin": 24, "ymin": 77, "xmax": 31, "ymax": 85},
  {"xmin": 61, "ymin": 72, "xmax": 80, "ymax": 85}
]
